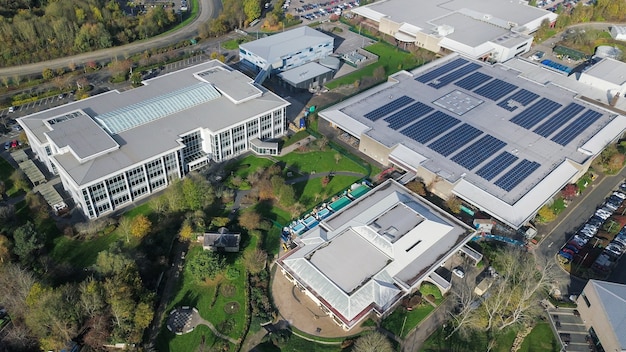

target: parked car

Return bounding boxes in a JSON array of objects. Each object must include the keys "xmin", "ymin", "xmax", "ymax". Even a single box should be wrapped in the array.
[
  {"xmin": 452, "ymin": 267, "xmax": 465, "ymax": 278},
  {"xmin": 573, "ymin": 235, "xmax": 589, "ymax": 245},
  {"xmin": 564, "ymin": 244, "xmax": 580, "ymax": 253},
  {"xmin": 595, "ymin": 208, "xmax": 612, "ymax": 220},
  {"xmin": 8, "ymin": 106, "xmax": 14, "ymax": 113},
  {"xmin": 613, "ymin": 191, "xmax": 626, "ymax": 200},
  {"xmin": 3, "ymin": 141, "xmax": 9, "ymax": 150},
  {"xmin": 559, "ymin": 250, "xmax": 573, "ymax": 260}
]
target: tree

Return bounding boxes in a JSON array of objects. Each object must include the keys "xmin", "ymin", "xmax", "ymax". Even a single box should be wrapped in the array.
[
  {"xmin": 95, "ymin": 247, "xmax": 134, "ymax": 277},
  {"xmin": 352, "ymin": 332, "xmax": 394, "ymax": 352},
  {"xmin": 406, "ymin": 180, "xmax": 427, "ymax": 196},
  {"xmin": 13, "ymin": 221, "xmax": 44, "ymax": 266},
  {"xmin": 243, "ymin": 0, "xmax": 261, "ymax": 23},
  {"xmin": 446, "ymin": 196, "xmax": 462, "ymax": 214},
  {"xmin": 239, "ymin": 210, "xmax": 261, "ymax": 231},
  {"xmin": 186, "ymin": 250, "xmax": 224, "ymax": 282},
  {"xmin": 561, "ymin": 184, "xmax": 579, "ymax": 200},
  {"xmin": 536, "ymin": 204, "xmax": 556, "ymax": 223},
  {"xmin": 118, "ymin": 216, "xmax": 133, "ymax": 243},
  {"xmin": 607, "ymin": 153, "xmax": 625, "ymax": 172},
  {"xmin": 243, "ymin": 248, "xmax": 267, "ymax": 274},
  {"xmin": 334, "ymin": 153, "xmax": 342, "ymax": 164},
  {"xmin": 132, "ymin": 301, "xmax": 154, "ymax": 341},
  {"xmin": 0, "ymin": 234, "xmax": 11, "ymax": 264},
  {"xmin": 130, "ymin": 214, "xmax": 151, "ymax": 239},
  {"xmin": 321, "ymin": 175, "xmax": 330, "ymax": 187},
  {"xmin": 10, "ymin": 170, "xmax": 29, "ymax": 192},
  {"xmin": 42, "ymin": 68, "xmax": 54, "ymax": 80},
  {"xmin": 179, "ymin": 221, "xmax": 194, "ymax": 242},
  {"xmin": 78, "ymin": 278, "xmax": 106, "ymax": 318}
]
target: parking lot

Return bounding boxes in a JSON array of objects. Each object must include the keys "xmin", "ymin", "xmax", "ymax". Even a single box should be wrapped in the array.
[{"xmin": 284, "ymin": 0, "xmax": 360, "ymax": 22}]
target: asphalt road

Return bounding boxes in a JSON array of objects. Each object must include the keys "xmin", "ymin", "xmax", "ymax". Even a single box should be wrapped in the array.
[{"xmin": 0, "ymin": 0, "xmax": 222, "ymax": 78}]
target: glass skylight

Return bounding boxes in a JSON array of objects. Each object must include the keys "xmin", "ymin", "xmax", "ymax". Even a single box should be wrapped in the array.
[{"xmin": 95, "ymin": 83, "xmax": 221, "ymax": 134}]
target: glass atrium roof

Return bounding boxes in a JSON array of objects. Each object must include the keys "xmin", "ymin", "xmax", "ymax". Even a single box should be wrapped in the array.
[{"xmin": 94, "ymin": 83, "xmax": 221, "ymax": 134}]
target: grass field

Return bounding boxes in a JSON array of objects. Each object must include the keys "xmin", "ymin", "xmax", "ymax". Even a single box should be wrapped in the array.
[
  {"xmin": 50, "ymin": 231, "xmax": 121, "ymax": 268},
  {"xmin": 518, "ymin": 323, "xmax": 560, "ymax": 352},
  {"xmin": 420, "ymin": 283, "xmax": 444, "ymax": 305},
  {"xmin": 421, "ymin": 326, "xmax": 518, "ymax": 352},
  {"xmin": 382, "ymin": 304, "xmax": 435, "ymax": 338},
  {"xmin": 278, "ymin": 150, "xmax": 367, "ymax": 176},
  {"xmin": 255, "ymin": 335, "xmax": 344, "ymax": 352},
  {"xmin": 325, "ymin": 42, "xmax": 426, "ymax": 90}
]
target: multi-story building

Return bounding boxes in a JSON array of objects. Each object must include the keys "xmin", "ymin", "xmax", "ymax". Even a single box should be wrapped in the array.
[
  {"xmin": 577, "ymin": 280, "xmax": 626, "ymax": 352},
  {"xmin": 17, "ymin": 60, "xmax": 290, "ymax": 219}
]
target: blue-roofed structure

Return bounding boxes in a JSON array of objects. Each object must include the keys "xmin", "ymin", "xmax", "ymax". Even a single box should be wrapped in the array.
[{"xmin": 319, "ymin": 53, "xmax": 626, "ymax": 229}]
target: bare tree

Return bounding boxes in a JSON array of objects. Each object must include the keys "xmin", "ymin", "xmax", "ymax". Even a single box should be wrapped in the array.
[{"xmin": 352, "ymin": 331, "xmax": 394, "ymax": 352}]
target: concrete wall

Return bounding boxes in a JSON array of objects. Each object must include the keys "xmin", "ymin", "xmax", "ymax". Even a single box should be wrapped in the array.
[{"xmin": 358, "ymin": 134, "xmax": 393, "ymax": 165}]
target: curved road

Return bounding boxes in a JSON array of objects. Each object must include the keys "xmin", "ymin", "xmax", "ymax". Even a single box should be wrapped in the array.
[{"xmin": 0, "ymin": 0, "xmax": 222, "ymax": 77}]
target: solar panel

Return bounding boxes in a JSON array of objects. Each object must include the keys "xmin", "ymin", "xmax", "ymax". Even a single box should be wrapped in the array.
[
  {"xmin": 428, "ymin": 63, "xmax": 482, "ymax": 89},
  {"xmin": 428, "ymin": 124, "xmax": 483, "ymax": 156},
  {"xmin": 534, "ymin": 103, "xmax": 585, "ymax": 137},
  {"xmin": 363, "ymin": 95, "xmax": 414, "ymax": 121},
  {"xmin": 451, "ymin": 135, "xmax": 507, "ymax": 170},
  {"xmin": 494, "ymin": 160, "xmax": 541, "ymax": 192},
  {"xmin": 476, "ymin": 152, "xmax": 519, "ymax": 181},
  {"xmin": 551, "ymin": 110, "xmax": 603, "ymax": 146},
  {"xmin": 385, "ymin": 102, "xmax": 434, "ymax": 130},
  {"xmin": 474, "ymin": 79, "xmax": 517, "ymax": 101},
  {"xmin": 455, "ymin": 72, "xmax": 492, "ymax": 90},
  {"xmin": 400, "ymin": 111, "xmax": 460, "ymax": 144},
  {"xmin": 415, "ymin": 58, "xmax": 468, "ymax": 83},
  {"xmin": 497, "ymin": 89, "xmax": 540, "ymax": 111},
  {"xmin": 510, "ymin": 98, "xmax": 562, "ymax": 129}
]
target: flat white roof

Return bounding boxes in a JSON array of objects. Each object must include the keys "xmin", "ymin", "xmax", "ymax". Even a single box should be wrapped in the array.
[
  {"xmin": 239, "ymin": 26, "xmax": 333, "ymax": 63},
  {"xmin": 278, "ymin": 62, "xmax": 333, "ymax": 85},
  {"xmin": 280, "ymin": 180, "xmax": 473, "ymax": 326},
  {"xmin": 18, "ymin": 60, "xmax": 289, "ymax": 186},
  {"xmin": 581, "ymin": 57, "xmax": 626, "ymax": 87},
  {"xmin": 320, "ymin": 54, "xmax": 626, "ymax": 228}
]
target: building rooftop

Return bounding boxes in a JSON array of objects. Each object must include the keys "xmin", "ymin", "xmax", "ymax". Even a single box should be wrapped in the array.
[
  {"xmin": 352, "ymin": 0, "xmax": 555, "ymax": 35},
  {"xmin": 320, "ymin": 54, "xmax": 626, "ymax": 228},
  {"xmin": 18, "ymin": 60, "xmax": 289, "ymax": 186},
  {"xmin": 581, "ymin": 57, "xmax": 626, "ymax": 87},
  {"xmin": 239, "ymin": 26, "xmax": 333, "ymax": 64},
  {"xmin": 278, "ymin": 62, "xmax": 333, "ymax": 85},
  {"xmin": 280, "ymin": 179, "xmax": 473, "ymax": 326},
  {"xmin": 587, "ymin": 280, "xmax": 626, "ymax": 350}
]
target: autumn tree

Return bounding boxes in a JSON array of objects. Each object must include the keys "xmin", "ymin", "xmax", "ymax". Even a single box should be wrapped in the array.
[
  {"xmin": 42, "ymin": 68, "xmax": 54, "ymax": 80},
  {"xmin": 561, "ymin": 183, "xmax": 579, "ymax": 200},
  {"xmin": 406, "ymin": 180, "xmax": 427, "ymax": 196},
  {"xmin": 243, "ymin": 0, "xmax": 261, "ymax": 23},
  {"xmin": 130, "ymin": 214, "xmax": 152, "ymax": 239},
  {"xmin": 10, "ymin": 169, "xmax": 29, "ymax": 192},
  {"xmin": 321, "ymin": 175, "xmax": 330, "ymax": 187},
  {"xmin": 446, "ymin": 196, "xmax": 462, "ymax": 214},
  {"xmin": 239, "ymin": 210, "xmax": 261, "ymax": 231},
  {"xmin": 243, "ymin": 248, "xmax": 268, "ymax": 274},
  {"xmin": 118, "ymin": 216, "xmax": 133, "ymax": 243},
  {"xmin": 0, "ymin": 234, "xmax": 11, "ymax": 264},
  {"xmin": 536, "ymin": 204, "xmax": 556, "ymax": 223},
  {"xmin": 352, "ymin": 332, "xmax": 394, "ymax": 352},
  {"xmin": 608, "ymin": 153, "xmax": 625, "ymax": 172},
  {"xmin": 334, "ymin": 153, "xmax": 342, "ymax": 164},
  {"xmin": 179, "ymin": 221, "xmax": 194, "ymax": 242}
]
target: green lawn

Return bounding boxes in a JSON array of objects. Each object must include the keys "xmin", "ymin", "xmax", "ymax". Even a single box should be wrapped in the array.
[
  {"xmin": 292, "ymin": 174, "xmax": 362, "ymax": 210},
  {"xmin": 420, "ymin": 283, "xmax": 444, "ymax": 305},
  {"xmin": 325, "ymin": 41, "xmax": 427, "ymax": 90},
  {"xmin": 0, "ymin": 157, "xmax": 21, "ymax": 196},
  {"xmin": 551, "ymin": 197, "xmax": 566, "ymax": 215},
  {"xmin": 157, "ymin": 324, "xmax": 224, "ymax": 352},
  {"xmin": 255, "ymin": 335, "xmax": 343, "ymax": 352},
  {"xmin": 227, "ymin": 155, "xmax": 275, "ymax": 181},
  {"xmin": 421, "ymin": 326, "xmax": 517, "ymax": 352},
  {"xmin": 278, "ymin": 150, "xmax": 368, "ymax": 176},
  {"xmin": 518, "ymin": 323, "xmax": 560, "ymax": 352},
  {"xmin": 50, "ymin": 232, "xmax": 120, "ymax": 268},
  {"xmin": 382, "ymin": 304, "xmax": 435, "ymax": 338},
  {"xmin": 221, "ymin": 37, "xmax": 251, "ymax": 50}
]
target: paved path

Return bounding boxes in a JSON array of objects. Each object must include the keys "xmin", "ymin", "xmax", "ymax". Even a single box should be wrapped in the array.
[{"xmin": 0, "ymin": 0, "xmax": 222, "ymax": 77}]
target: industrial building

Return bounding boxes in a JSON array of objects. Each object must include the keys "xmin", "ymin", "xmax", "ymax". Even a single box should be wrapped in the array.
[
  {"xmin": 351, "ymin": 0, "xmax": 557, "ymax": 62},
  {"xmin": 319, "ymin": 53, "xmax": 626, "ymax": 229},
  {"xmin": 278, "ymin": 179, "xmax": 475, "ymax": 330},
  {"xmin": 239, "ymin": 26, "xmax": 334, "ymax": 84},
  {"xmin": 17, "ymin": 60, "xmax": 290, "ymax": 219}
]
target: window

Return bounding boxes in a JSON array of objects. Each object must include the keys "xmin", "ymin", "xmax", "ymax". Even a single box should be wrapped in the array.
[{"xmin": 581, "ymin": 293, "xmax": 591, "ymax": 307}]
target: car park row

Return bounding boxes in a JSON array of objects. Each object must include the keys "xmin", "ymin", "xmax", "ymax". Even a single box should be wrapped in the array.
[
  {"xmin": 558, "ymin": 185, "xmax": 626, "ymax": 277},
  {"xmin": 289, "ymin": 0, "xmax": 359, "ymax": 21}
]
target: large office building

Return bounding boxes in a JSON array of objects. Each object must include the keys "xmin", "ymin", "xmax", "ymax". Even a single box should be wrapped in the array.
[
  {"xmin": 319, "ymin": 53, "xmax": 626, "ymax": 229},
  {"xmin": 577, "ymin": 280, "xmax": 626, "ymax": 352},
  {"xmin": 17, "ymin": 61, "xmax": 290, "ymax": 219},
  {"xmin": 352, "ymin": 0, "xmax": 557, "ymax": 62},
  {"xmin": 278, "ymin": 179, "xmax": 475, "ymax": 330},
  {"xmin": 239, "ymin": 26, "xmax": 334, "ymax": 75}
]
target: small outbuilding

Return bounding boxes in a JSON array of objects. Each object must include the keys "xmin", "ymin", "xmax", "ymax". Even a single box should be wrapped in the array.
[
  {"xmin": 198, "ymin": 227, "xmax": 241, "ymax": 252},
  {"xmin": 277, "ymin": 62, "xmax": 335, "ymax": 90}
]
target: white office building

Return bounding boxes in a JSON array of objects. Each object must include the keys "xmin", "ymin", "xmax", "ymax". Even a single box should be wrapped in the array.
[{"xmin": 17, "ymin": 61, "xmax": 290, "ymax": 219}]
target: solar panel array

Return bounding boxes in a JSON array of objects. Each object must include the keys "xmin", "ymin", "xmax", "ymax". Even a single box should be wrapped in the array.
[
  {"xmin": 476, "ymin": 152, "xmax": 519, "ymax": 181},
  {"xmin": 551, "ymin": 110, "xmax": 603, "ymax": 146},
  {"xmin": 363, "ymin": 95, "xmax": 414, "ymax": 121},
  {"xmin": 497, "ymin": 89, "xmax": 540, "ymax": 111},
  {"xmin": 510, "ymin": 98, "xmax": 562, "ymax": 129},
  {"xmin": 385, "ymin": 102, "xmax": 434, "ymax": 130},
  {"xmin": 451, "ymin": 135, "xmax": 507, "ymax": 170},
  {"xmin": 534, "ymin": 103, "xmax": 585, "ymax": 137},
  {"xmin": 428, "ymin": 63, "xmax": 482, "ymax": 89},
  {"xmin": 400, "ymin": 111, "xmax": 460, "ymax": 144},
  {"xmin": 415, "ymin": 58, "xmax": 468, "ymax": 83},
  {"xmin": 474, "ymin": 79, "xmax": 517, "ymax": 101},
  {"xmin": 428, "ymin": 124, "xmax": 483, "ymax": 157},
  {"xmin": 455, "ymin": 72, "xmax": 492, "ymax": 90},
  {"xmin": 494, "ymin": 160, "xmax": 541, "ymax": 191}
]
